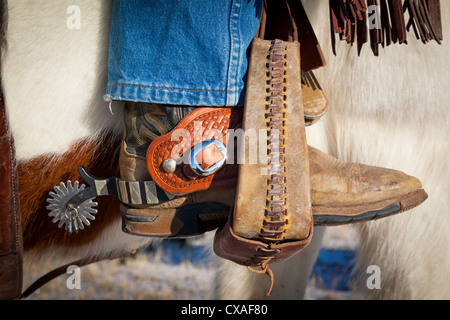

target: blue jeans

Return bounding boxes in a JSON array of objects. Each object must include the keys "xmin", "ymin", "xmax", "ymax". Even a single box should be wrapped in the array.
[{"xmin": 105, "ymin": 0, "xmax": 263, "ymax": 107}]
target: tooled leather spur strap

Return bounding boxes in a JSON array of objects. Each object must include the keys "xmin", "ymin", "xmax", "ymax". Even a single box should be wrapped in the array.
[
  {"xmin": 0, "ymin": 78, "xmax": 23, "ymax": 300},
  {"xmin": 214, "ymin": 0, "xmax": 313, "ymax": 295},
  {"xmin": 146, "ymin": 107, "xmax": 242, "ymax": 195}
]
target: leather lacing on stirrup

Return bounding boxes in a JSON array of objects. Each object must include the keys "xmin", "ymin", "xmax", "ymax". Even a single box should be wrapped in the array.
[
  {"xmin": 248, "ymin": 263, "xmax": 275, "ymax": 296},
  {"xmin": 213, "ymin": 0, "xmax": 315, "ymax": 296}
]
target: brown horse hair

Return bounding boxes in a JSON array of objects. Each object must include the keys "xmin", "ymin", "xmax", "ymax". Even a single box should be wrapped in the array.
[{"xmin": 18, "ymin": 130, "xmax": 123, "ymax": 252}]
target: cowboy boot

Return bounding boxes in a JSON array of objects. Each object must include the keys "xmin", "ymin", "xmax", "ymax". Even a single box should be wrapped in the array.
[
  {"xmin": 308, "ymin": 146, "xmax": 427, "ymax": 225},
  {"xmin": 119, "ymin": 102, "xmax": 427, "ymax": 237},
  {"xmin": 119, "ymin": 102, "xmax": 236, "ymax": 238}
]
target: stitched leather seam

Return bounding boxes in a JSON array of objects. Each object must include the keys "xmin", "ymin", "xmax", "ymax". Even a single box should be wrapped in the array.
[
  {"xmin": 259, "ymin": 39, "xmax": 288, "ymax": 243},
  {"xmin": 1, "ymin": 86, "xmax": 20, "ymax": 254}
]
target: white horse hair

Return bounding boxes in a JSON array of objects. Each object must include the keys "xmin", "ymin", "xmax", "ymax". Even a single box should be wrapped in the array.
[
  {"xmin": 2, "ymin": 0, "xmax": 449, "ymax": 299},
  {"xmin": 304, "ymin": 0, "xmax": 450, "ymax": 300}
]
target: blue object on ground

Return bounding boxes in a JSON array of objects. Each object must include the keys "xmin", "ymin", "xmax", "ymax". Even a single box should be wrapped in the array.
[{"xmin": 310, "ymin": 248, "xmax": 356, "ymax": 291}]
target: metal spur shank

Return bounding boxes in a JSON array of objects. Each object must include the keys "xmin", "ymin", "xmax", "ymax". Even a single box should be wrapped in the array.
[{"xmin": 46, "ymin": 166, "xmax": 118, "ymax": 235}]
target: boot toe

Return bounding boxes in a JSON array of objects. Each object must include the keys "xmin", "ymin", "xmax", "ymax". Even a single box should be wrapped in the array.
[
  {"xmin": 364, "ymin": 166, "xmax": 423, "ymax": 200},
  {"xmin": 309, "ymin": 146, "xmax": 427, "ymax": 222}
]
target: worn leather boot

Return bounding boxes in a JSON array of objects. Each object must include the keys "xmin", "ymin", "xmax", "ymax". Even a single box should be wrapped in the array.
[
  {"xmin": 119, "ymin": 102, "xmax": 236, "ymax": 238},
  {"xmin": 119, "ymin": 102, "xmax": 427, "ymax": 237},
  {"xmin": 308, "ymin": 146, "xmax": 427, "ymax": 225}
]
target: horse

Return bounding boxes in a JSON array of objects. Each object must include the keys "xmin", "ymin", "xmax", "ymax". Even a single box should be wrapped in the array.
[{"xmin": 3, "ymin": 0, "xmax": 449, "ymax": 299}]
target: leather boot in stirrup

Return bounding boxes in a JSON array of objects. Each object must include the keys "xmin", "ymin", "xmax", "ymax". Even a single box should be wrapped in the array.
[{"xmin": 119, "ymin": 102, "xmax": 427, "ymax": 238}]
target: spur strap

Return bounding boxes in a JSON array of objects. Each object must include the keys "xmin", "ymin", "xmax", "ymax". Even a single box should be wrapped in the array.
[{"xmin": 146, "ymin": 107, "xmax": 242, "ymax": 195}]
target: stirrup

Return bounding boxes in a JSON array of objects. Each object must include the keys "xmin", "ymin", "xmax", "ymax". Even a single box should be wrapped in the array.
[{"xmin": 214, "ymin": 37, "xmax": 313, "ymax": 283}]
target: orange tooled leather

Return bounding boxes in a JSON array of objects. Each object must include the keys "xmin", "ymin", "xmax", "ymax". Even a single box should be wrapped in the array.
[{"xmin": 146, "ymin": 107, "xmax": 243, "ymax": 195}]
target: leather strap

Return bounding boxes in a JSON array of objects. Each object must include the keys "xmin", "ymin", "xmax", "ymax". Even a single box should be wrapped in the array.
[
  {"xmin": 405, "ymin": 0, "xmax": 442, "ymax": 44},
  {"xmin": 330, "ymin": 0, "xmax": 443, "ymax": 56},
  {"xmin": 0, "ymin": 1, "xmax": 23, "ymax": 299},
  {"xmin": 146, "ymin": 107, "xmax": 242, "ymax": 195},
  {"xmin": 427, "ymin": 0, "xmax": 443, "ymax": 40},
  {"xmin": 214, "ymin": 1, "xmax": 313, "ymax": 295},
  {"xmin": 260, "ymin": 0, "xmax": 326, "ymax": 72},
  {"xmin": 0, "ymin": 79, "xmax": 23, "ymax": 300},
  {"xmin": 231, "ymin": 37, "xmax": 312, "ymax": 242}
]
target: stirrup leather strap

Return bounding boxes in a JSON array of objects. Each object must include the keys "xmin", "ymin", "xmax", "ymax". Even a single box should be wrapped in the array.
[
  {"xmin": 0, "ymin": 79, "xmax": 23, "ymax": 300},
  {"xmin": 214, "ymin": 0, "xmax": 313, "ymax": 294}
]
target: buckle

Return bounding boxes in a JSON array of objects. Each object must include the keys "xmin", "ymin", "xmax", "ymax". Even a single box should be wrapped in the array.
[{"xmin": 188, "ymin": 139, "xmax": 227, "ymax": 177}]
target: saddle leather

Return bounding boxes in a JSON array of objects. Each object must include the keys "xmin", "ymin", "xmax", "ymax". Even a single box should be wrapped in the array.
[
  {"xmin": 0, "ymin": 80, "xmax": 23, "ymax": 300},
  {"xmin": 214, "ymin": 2, "xmax": 314, "ymax": 294},
  {"xmin": 214, "ymin": 219, "xmax": 312, "ymax": 268},
  {"xmin": 231, "ymin": 38, "xmax": 312, "ymax": 242},
  {"xmin": 262, "ymin": 0, "xmax": 326, "ymax": 72}
]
